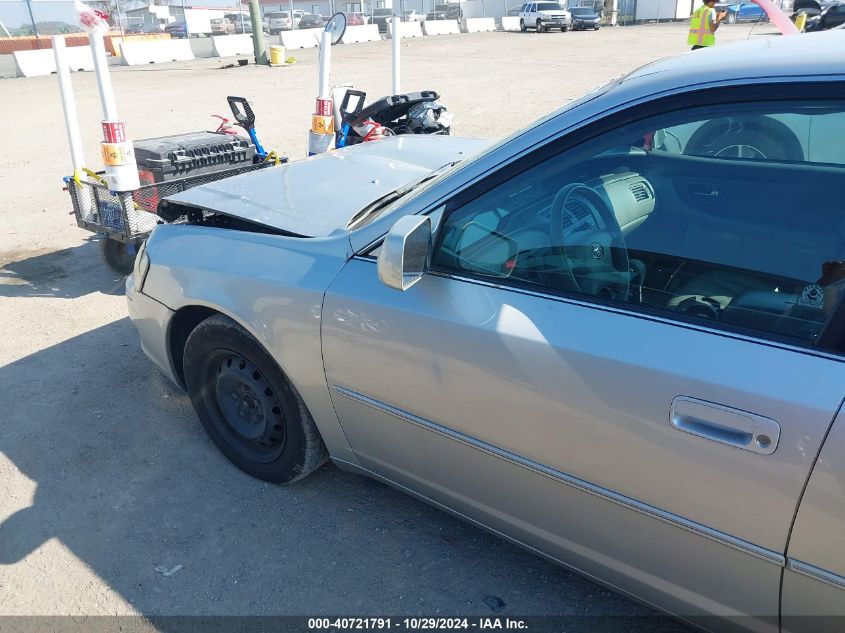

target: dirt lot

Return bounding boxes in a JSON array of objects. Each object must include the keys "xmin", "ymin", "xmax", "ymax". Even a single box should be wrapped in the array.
[{"xmin": 0, "ymin": 22, "xmax": 776, "ymax": 626}]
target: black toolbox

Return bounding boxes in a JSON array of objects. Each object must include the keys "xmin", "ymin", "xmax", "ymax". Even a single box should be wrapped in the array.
[{"xmin": 134, "ymin": 131, "xmax": 257, "ymax": 185}]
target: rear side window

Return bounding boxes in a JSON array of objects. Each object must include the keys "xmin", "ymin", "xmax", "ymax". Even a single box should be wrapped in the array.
[{"xmin": 431, "ymin": 99, "xmax": 845, "ymax": 351}]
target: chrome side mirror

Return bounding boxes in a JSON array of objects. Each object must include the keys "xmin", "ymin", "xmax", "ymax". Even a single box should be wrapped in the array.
[{"xmin": 377, "ymin": 215, "xmax": 432, "ymax": 291}]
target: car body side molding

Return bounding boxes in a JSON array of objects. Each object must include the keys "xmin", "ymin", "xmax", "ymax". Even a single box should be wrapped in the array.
[{"xmin": 788, "ymin": 559, "xmax": 845, "ymax": 591}]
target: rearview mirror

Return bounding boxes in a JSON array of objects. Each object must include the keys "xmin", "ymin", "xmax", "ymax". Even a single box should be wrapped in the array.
[{"xmin": 377, "ymin": 215, "xmax": 432, "ymax": 291}]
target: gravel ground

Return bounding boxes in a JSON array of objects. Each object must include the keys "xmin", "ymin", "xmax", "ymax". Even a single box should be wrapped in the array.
[{"xmin": 0, "ymin": 22, "xmax": 776, "ymax": 626}]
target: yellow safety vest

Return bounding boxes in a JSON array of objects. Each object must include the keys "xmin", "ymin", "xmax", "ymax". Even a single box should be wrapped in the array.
[{"xmin": 688, "ymin": 5, "xmax": 715, "ymax": 46}]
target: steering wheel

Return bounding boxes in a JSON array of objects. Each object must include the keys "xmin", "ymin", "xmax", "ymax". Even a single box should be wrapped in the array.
[{"xmin": 549, "ymin": 183, "xmax": 630, "ymax": 299}]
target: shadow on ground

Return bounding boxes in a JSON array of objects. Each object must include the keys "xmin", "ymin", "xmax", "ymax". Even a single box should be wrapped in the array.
[
  {"xmin": 0, "ymin": 316, "xmax": 689, "ymax": 630},
  {"xmin": 0, "ymin": 239, "xmax": 126, "ymax": 299}
]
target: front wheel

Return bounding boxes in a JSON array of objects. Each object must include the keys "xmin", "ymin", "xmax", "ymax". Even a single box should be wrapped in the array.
[
  {"xmin": 183, "ymin": 315, "xmax": 329, "ymax": 483},
  {"xmin": 727, "ymin": 11, "xmax": 737, "ymax": 23},
  {"xmin": 99, "ymin": 237, "xmax": 140, "ymax": 275},
  {"xmin": 520, "ymin": 18, "xmax": 527, "ymax": 30},
  {"xmin": 536, "ymin": 19, "xmax": 544, "ymax": 31},
  {"xmin": 561, "ymin": 25, "xmax": 568, "ymax": 31}
]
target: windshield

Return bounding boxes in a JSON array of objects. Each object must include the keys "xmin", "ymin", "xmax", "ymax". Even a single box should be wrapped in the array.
[
  {"xmin": 434, "ymin": 4, "xmax": 452, "ymax": 10},
  {"xmin": 374, "ymin": 9, "xmax": 392, "ymax": 15},
  {"xmin": 570, "ymin": 7, "xmax": 594, "ymax": 14},
  {"xmin": 267, "ymin": 12, "xmax": 289, "ymax": 18},
  {"xmin": 536, "ymin": 2, "xmax": 563, "ymax": 9}
]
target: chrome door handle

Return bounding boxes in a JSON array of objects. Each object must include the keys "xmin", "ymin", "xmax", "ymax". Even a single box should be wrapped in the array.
[{"xmin": 670, "ymin": 396, "xmax": 780, "ymax": 455}]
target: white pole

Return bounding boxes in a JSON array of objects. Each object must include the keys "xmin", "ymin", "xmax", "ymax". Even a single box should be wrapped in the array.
[
  {"xmin": 318, "ymin": 29, "xmax": 331, "ymax": 98},
  {"xmin": 89, "ymin": 32, "xmax": 118, "ymax": 121},
  {"xmin": 52, "ymin": 35, "xmax": 85, "ymax": 172},
  {"xmin": 89, "ymin": 31, "xmax": 140, "ymax": 192},
  {"xmin": 391, "ymin": 15, "xmax": 400, "ymax": 94}
]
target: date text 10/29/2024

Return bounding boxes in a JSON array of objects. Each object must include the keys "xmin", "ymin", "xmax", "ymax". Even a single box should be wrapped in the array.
[{"xmin": 308, "ymin": 618, "xmax": 529, "ymax": 630}]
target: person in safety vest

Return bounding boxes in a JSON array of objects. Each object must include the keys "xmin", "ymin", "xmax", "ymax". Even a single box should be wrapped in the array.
[{"xmin": 688, "ymin": 0, "xmax": 726, "ymax": 50}]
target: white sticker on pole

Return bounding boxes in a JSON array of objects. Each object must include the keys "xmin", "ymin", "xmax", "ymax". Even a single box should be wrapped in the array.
[{"xmin": 101, "ymin": 141, "xmax": 135, "ymax": 166}]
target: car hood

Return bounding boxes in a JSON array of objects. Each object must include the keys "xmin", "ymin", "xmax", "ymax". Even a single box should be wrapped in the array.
[
  {"xmin": 539, "ymin": 9, "xmax": 570, "ymax": 15},
  {"xmin": 165, "ymin": 135, "xmax": 490, "ymax": 237}
]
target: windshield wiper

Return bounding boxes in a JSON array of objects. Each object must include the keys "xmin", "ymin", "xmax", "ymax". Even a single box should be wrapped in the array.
[{"xmin": 346, "ymin": 160, "xmax": 459, "ymax": 230}]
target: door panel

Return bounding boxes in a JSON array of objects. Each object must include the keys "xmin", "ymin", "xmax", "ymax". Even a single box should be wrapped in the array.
[
  {"xmin": 322, "ymin": 258, "xmax": 845, "ymax": 620},
  {"xmin": 782, "ymin": 409, "xmax": 845, "ymax": 630},
  {"xmin": 333, "ymin": 378, "xmax": 781, "ymax": 628}
]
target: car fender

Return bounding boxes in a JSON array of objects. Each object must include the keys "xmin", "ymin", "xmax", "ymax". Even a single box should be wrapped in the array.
[{"xmin": 142, "ymin": 223, "xmax": 359, "ymax": 464}]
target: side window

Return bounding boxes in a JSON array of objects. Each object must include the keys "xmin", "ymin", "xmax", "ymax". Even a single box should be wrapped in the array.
[
  {"xmin": 828, "ymin": 5, "xmax": 845, "ymax": 27},
  {"xmin": 431, "ymin": 100, "xmax": 845, "ymax": 350}
]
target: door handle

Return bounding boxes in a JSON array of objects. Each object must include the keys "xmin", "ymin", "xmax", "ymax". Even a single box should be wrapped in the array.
[
  {"xmin": 670, "ymin": 396, "xmax": 780, "ymax": 455},
  {"xmin": 689, "ymin": 183, "xmax": 720, "ymax": 198}
]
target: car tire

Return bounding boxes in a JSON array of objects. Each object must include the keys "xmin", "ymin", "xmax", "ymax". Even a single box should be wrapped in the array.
[
  {"xmin": 536, "ymin": 19, "xmax": 544, "ymax": 31},
  {"xmin": 183, "ymin": 314, "xmax": 329, "ymax": 484},
  {"xmin": 684, "ymin": 115, "xmax": 804, "ymax": 162},
  {"xmin": 99, "ymin": 237, "xmax": 139, "ymax": 276},
  {"xmin": 520, "ymin": 18, "xmax": 527, "ymax": 30},
  {"xmin": 562, "ymin": 25, "xmax": 568, "ymax": 31},
  {"xmin": 727, "ymin": 11, "xmax": 737, "ymax": 23}
]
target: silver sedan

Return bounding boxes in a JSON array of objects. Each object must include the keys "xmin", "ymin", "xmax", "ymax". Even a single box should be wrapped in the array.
[{"xmin": 128, "ymin": 31, "xmax": 845, "ymax": 630}]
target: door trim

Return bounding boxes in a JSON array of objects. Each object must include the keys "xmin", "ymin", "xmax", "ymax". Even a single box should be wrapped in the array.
[
  {"xmin": 332, "ymin": 384, "xmax": 786, "ymax": 568},
  {"xmin": 787, "ymin": 558, "xmax": 845, "ymax": 591}
]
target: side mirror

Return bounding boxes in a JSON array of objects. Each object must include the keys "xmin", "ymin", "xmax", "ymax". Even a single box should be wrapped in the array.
[{"xmin": 377, "ymin": 215, "xmax": 432, "ymax": 291}]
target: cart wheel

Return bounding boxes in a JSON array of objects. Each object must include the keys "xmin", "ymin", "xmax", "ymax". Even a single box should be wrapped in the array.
[{"xmin": 99, "ymin": 237, "xmax": 139, "ymax": 276}]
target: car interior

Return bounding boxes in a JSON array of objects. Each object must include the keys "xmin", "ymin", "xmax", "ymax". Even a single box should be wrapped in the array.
[{"xmin": 433, "ymin": 103, "xmax": 845, "ymax": 348}]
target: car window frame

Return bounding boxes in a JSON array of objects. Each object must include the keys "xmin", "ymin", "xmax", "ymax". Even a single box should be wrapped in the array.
[{"xmin": 413, "ymin": 82, "xmax": 845, "ymax": 355}]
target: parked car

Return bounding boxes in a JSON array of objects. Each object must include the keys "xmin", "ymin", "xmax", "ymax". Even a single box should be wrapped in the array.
[
  {"xmin": 266, "ymin": 11, "xmax": 293, "ymax": 33},
  {"xmin": 519, "ymin": 1, "xmax": 572, "ymax": 30},
  {"xmin": 125, "ymin": 23, "xmax": 162, "ymax": 33},
  {"xmin": 804, "ymin": 2, "xmax": 845, "ymax": 29},
  {"xmin": 224, "ymin": 12, "xmax": 253, "ymax": 30},
  {"xmin": 507, "ymin": 4, "xmax": 523, "ymax": 15},
  {"xmin": 163, "ymin": 21, "xmax": 188, "ymax": 38},
  {"xmin": 370, "ymin": 7, "xmax": 393, "ymax": 31},
  {"xmin": 403, "ymin": 9, "xmax": 426, "ymax": 21},
  {"xmin": 425, "ymin": 3, "xmax": 462, "ymax": 20},
  {"xmin": 568, "ymin": 6, "xmax": 601, "ymax": 28},
  {"xmin": 130, "ymin": 31, "xmax": 845, "ymax": 629},
  {"xmin": 723, "ymin": 1, "xmax": 768, "ymax": 22},
  {"xmin": 211, "ymin": 17, "xmax": 234, "ymax": 35},
  {"xmin": 298, "ymin": 13, "xmax": 325, "ymax": 28},
  {"xmin": 344, "ymin": 11, "xmax": 368, "ymax": 25}
]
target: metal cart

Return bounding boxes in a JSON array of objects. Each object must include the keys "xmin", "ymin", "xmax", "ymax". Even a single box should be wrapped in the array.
[{"xmin": 65, "ymin": 162, "xmax": 275, "ymax": 275}]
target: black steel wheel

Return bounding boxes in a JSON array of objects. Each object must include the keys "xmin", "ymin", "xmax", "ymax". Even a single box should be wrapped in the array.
[
  {"xmin": 183, "ymin": 315, "xmax": 328, "ymax": 483},
  {"xmin": 99, "ymin": 237, "xmax": 140, "ymax": 276}
]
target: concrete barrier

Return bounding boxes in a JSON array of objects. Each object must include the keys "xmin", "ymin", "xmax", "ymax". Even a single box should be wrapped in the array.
[
  {"xmin": 422, "ymin": 20, "xmax": 461, "ymax": 35},
  {"xmin": 211, "ymin": 33, "xmax": 255, "ymax": 57},
  {"xmin": 14, "ymin": 46, "xmax": 94, "ymax": 77},
  {"xmin": 119, "ymin": 39, "xmax": 194, "ymax": 65},
  {"xmin": 280, "ymin": 30, "xmax": 320, "ymax": 49},
  {"xmin": 105, "ymin": 33, "xmax": 171, "ymax": 57},
  {"xmin": 465, "ymin": 17, "xmax": 497, "ymax": 32},
  {"xmin": 500, "ymin": 16, "xmax": 522, "ymax": 31},
  {"xmin": 387, "ymin": 20, "xmax": 425, "ymax": 38},
  {"xmin": 340, "ymin": 24, "xmax": 382, "ymax": 43}
]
